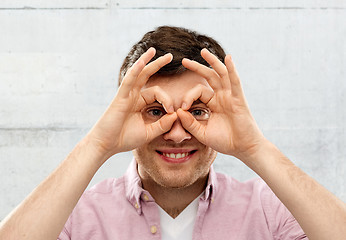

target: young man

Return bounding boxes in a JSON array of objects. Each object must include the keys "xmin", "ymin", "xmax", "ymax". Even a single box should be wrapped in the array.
[{"xmin": 0, "ymin": 26, "xmax": 345, "ymax": 240}]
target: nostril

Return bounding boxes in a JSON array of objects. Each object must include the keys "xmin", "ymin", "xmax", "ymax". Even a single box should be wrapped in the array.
[{"xmin": 163, "ymin": 120, "xmax": 192, "ymax": 142}]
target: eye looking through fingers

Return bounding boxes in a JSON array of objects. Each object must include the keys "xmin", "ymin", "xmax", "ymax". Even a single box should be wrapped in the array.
[
  {"xmin": 142, "ymin": 100, "xmax": 210, "ymax": 123},
  {"xmin": 147, "ymin": 107, "xmax": 165, "ymax": 119},
  {"xmin": 187, "ymin": 100, "xmax": 211, "ymax": 122},
  {"xmin": 189, "ymin": 107, "xmax": 210, "ymax": 121},
  {"xmin": 142, "ymin": 102, "xmax": 167, "ymax": 123}
]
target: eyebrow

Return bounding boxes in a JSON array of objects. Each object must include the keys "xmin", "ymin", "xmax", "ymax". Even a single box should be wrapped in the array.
[{"xmin": 147, "ymin": 99, "xmax": 206, "ymax": 108}]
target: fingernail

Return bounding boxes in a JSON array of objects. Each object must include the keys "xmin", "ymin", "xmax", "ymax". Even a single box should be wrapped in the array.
[
  {"xmin": 147, "ymin": 47, "xmax": 156, "ymax": 54},
  {"xmin": 182, "ymin": 102, "xmax": 187, "ymax": 110},
  {"xmin": 166, "ymin": 53, "xmax": 173, "ymax": 61},
  {"xmin": 202, "ymin": 48, "xmax": 209, "ymax": 53}
]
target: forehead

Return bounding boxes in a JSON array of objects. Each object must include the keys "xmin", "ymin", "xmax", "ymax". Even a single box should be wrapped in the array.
[
  {"xmin": 144, "ymin": 70, "xmax": 210, "ymax": 92},
  {"xmin": 143, "ymin": 71, "xmax": 211, "ymax": 109}
]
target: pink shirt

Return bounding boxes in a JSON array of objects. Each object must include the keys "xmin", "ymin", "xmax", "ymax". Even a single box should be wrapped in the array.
[{"xmin": 58, "ymin": 160, "xmax": 307, "ymax": 240}]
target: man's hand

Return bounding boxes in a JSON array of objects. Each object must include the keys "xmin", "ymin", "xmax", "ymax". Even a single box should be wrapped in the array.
[
  {"xmin": 178, "ymin": 48, "xmax": 265, "ymax": 160},
  {"xmin": 180, "ymin": 49, "xmax": 346, "ymax": 240},
  {"xmin": 0, "ymin": 48, "xmax": 178, "ymax": 240},
  {"xmin": 87, "ymin": 48, "xmax": 177, "ymax": 159}
]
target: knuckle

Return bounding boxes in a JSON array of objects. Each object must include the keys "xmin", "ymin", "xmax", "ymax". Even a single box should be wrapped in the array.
[
  {"xmin": 140, "ymin": 70, "xmax": 151, "ymax": 80},
  {"xmin": 155, "ymin": 61, "xmax": 166, "ymax": 70},
  {"xmin": 190, "ymin": 120, "xmax": 200, "ymax": 133},
  {"xmin": 197, "ymin": 84, "xmax": 207, "ymax": 91},
  {"xmin": 219, "ymin": 69, "xmax": 228, "ymax": 78},
  {"xmin": 152, "ymin": 85, "xmax": 161, "ymax": 93},
  {"xmin": 124, "ymin": 66, "xmax": 135, "ymax": 78}
]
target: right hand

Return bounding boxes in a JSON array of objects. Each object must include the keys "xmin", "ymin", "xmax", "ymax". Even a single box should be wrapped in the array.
[{"xmin": 86, "ymin": 48, "xmax": 177, "ymax": 159}]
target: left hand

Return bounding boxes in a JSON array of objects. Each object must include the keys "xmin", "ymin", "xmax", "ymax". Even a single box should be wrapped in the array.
[{"xmin": 178, "ymin": 49, "xmax": 266, "ymax": 160}]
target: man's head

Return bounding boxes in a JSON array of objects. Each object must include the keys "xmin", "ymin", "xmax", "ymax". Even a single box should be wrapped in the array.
[
  {"xmin": 119, "ymin": 26, "xmax": 226, "ymax": 85},
  {"xmin": 124, "ymin": 26, "xmax": 226, "ymax": 189}
]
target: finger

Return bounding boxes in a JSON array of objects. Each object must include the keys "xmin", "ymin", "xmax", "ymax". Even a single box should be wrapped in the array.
[
  {"xmin": 118, "ymin": 47, "xmax": 156, "ymax": 97},
  {"xmin": 136, "ymin": 53, "xmax": 173, "ymax": 88},
  {"xmin": 141, "ymin": 86, "xmax": 174, "ymax": 113},
  {"xmin": 181, "ymin": 84, "xmax": 214, "ymax": 111},
  {"xmin": 182, "ymin": 58, "xmax": 222, "ymax": 90},
  {"xmin": 225, "ymin": 55, "xmax": 243, "ymax": 97},
  {"xmin": 177, "ymin": 109, "xmax": 206, "ymax": 144},
  {"xmin": 146, "ymin": 112, "xmax": 177, "ymax": 141},
  {"xmin": 121, "ymin": 47, "xmax": 156, "ymax": 85},
  {"xmin": 201, "ymin": 48, "xmax": 231, "ymax": 89}
]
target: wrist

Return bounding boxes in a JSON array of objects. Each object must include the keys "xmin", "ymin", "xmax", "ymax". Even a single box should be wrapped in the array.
[
  {"xmin": 77, "ymin": 136, "xmax": 115, "ymax": 166},
  {"xmin": 237, "ymin": 139, "xmax": 279, "ymax": 171}
]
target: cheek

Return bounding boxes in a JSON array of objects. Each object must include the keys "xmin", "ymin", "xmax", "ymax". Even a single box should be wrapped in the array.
[
  {"xmin": 132, "ymin": 141, "xmax": 157, "ymax": 164},
  {"xmin": 132, "ymin": 147, "xmax": 149, "ymax": 164},
  {"xmin": 204, "ymin": 148, "xmax": 217, "ymax": 164}
]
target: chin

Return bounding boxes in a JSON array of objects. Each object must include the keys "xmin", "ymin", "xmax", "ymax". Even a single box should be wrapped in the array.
[
  {"xmin": 152, "ymin": 167, "xmax": 207, "ymax": 189},
  {"xmin": 157, "ymin": 177, "xmax": 194, "ymax": 189}
]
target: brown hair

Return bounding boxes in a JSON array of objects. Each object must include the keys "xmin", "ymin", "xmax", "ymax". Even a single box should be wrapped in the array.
[{"xmin": 118, "ymin": 26, "xmax": 226, "ymax": 85}]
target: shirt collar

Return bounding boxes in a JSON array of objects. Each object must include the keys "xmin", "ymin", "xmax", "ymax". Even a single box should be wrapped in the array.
[
  {"xmin": 124, "ymin": 159, "xmax": 144, "ymax": 214},
  {"xmin": 203, "ymin": 163, "xmax": 218, "ymax": 202},
  {"xmin": 124, "ymin": 159, "xmax": 218, "ymax": 214}
]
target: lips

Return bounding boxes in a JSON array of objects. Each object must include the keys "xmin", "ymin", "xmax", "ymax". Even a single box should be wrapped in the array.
[{"xmin": 156, "ymin": 149, "xmax": 197, "ymax": 163}]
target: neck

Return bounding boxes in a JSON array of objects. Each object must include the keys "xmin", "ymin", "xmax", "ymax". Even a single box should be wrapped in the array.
[{"xmin": 141, "ymin": 175, "xmax": 208, "ymax": 219}]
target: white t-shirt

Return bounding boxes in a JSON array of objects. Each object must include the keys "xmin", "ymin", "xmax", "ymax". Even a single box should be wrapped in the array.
[{"xmin": 158, "ymin": 196, "xmax": 200, "ymax": 240}]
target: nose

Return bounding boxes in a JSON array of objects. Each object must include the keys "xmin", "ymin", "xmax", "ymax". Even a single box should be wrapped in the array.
[{"xmin": 163, "ymin": 118, "xmax": 192, "ymax": 143}]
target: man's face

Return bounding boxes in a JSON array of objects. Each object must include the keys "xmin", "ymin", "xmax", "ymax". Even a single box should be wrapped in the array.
[{"xmin": 133, "ymin": 71, "xmax": 217, "ymax": 189}]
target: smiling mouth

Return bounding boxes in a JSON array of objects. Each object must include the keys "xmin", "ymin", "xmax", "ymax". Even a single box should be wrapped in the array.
[{"xmin": 156, "ymin": 150, "xmax": 197, "ymax": 160}]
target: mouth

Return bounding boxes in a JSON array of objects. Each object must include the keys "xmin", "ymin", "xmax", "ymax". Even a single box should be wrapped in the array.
[{"xmin": 156, "ymin": 149, "xmax": 197, "ymax": 164}]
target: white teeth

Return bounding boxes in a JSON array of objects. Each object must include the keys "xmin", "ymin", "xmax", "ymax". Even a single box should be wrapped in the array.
[{"xmin": 163, "ymin": 152, "xmax": 190, "ymax": 159}]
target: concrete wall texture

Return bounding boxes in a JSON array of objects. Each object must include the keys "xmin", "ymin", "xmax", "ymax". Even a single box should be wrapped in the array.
[{"xmin": 0, "ymin": 0, "xmax": 345, "ymax": 220}]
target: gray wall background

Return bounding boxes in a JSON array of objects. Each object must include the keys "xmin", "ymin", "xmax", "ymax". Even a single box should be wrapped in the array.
[{"xmin": 1, "ymin": 0, "xmax": 345, "ymax": 220}]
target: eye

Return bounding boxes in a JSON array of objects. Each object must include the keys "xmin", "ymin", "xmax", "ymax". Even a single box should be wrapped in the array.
[
  {"xmin": 146, "ymin": 107, "xmax": 166, "ymax": 119},
  {"xmin": 190, "ymin": 108, "xmax": 210, "ymax": 121}
]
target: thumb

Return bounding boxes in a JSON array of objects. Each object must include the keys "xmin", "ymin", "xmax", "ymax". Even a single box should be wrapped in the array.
[
  {"xmin": 177, "ymin": 109, "xmax": 206, "ymax": 144},
  {"xmin": 146, "ymin": 112, "xmax": 177, "ymax": 141}
]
